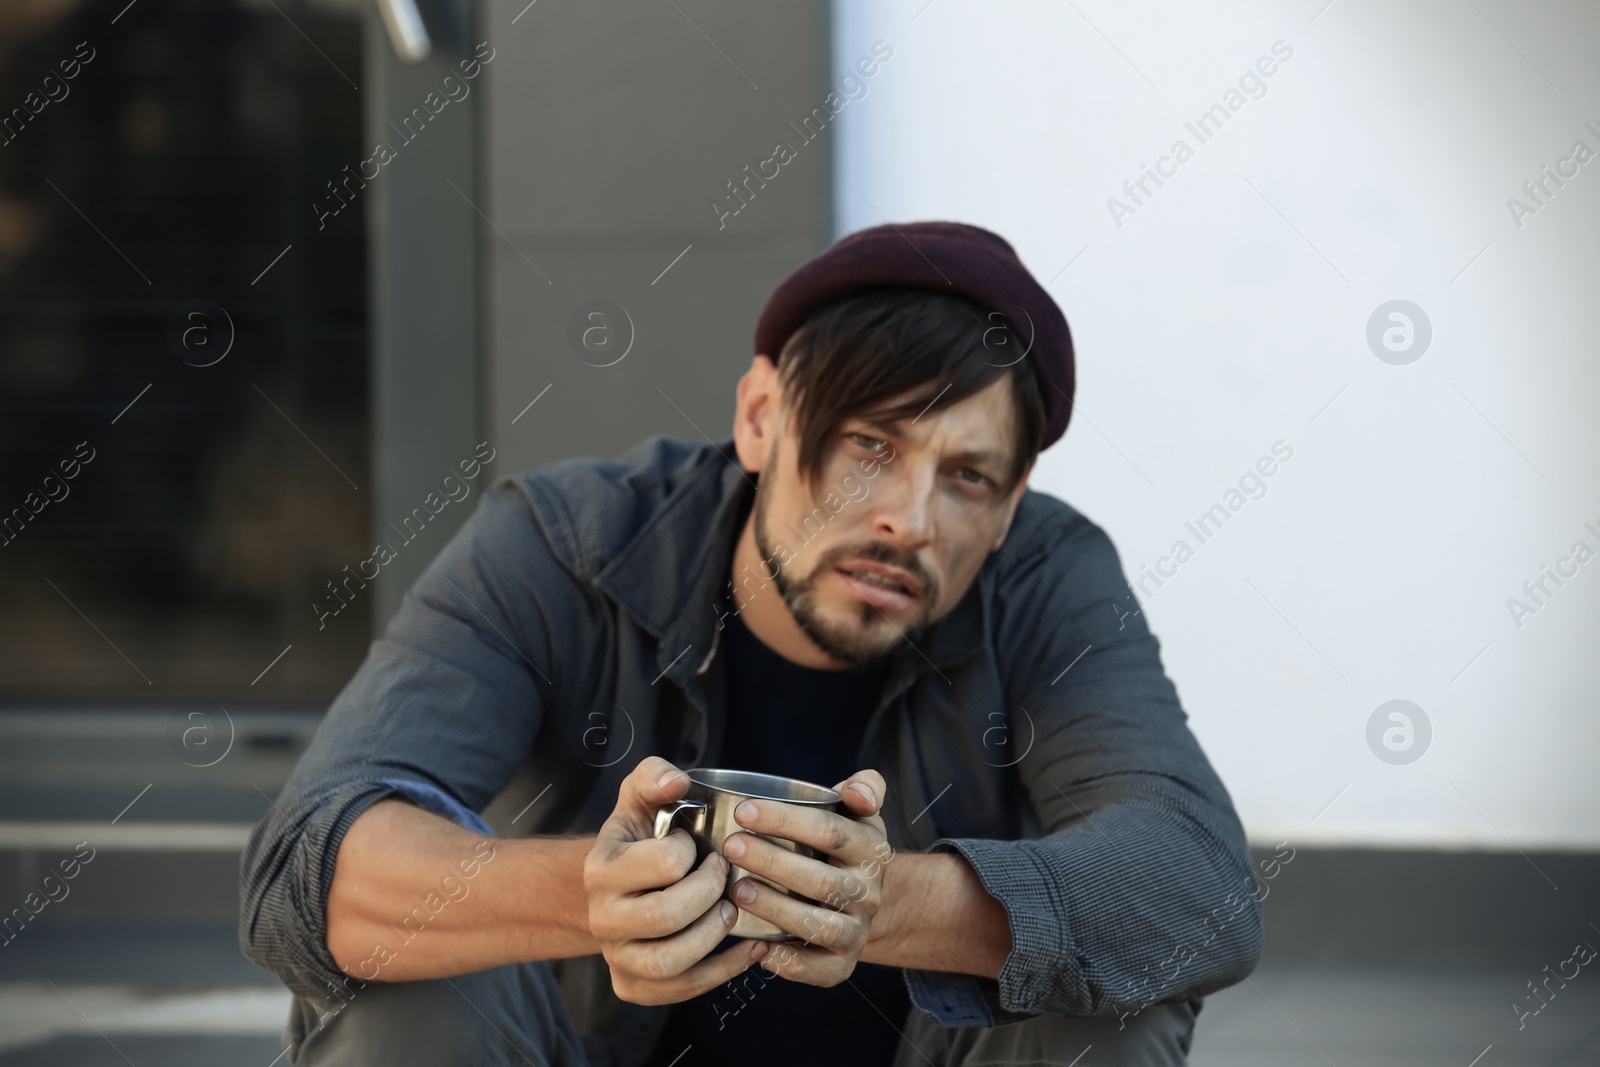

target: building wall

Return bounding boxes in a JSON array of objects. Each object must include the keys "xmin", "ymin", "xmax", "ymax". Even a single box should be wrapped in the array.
[
  {"xmin": 478, "ymin": 0, "xmax": 834, "ymax": 481},
  {"xmin": 834, "ymin": 0, "xmax": 1600, "ymax": 850}
]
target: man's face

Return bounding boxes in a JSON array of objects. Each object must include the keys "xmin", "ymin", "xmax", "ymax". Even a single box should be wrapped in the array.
[{"xmin": 742, "ymin": 369, "xmax": 1029, "ymax": 667}]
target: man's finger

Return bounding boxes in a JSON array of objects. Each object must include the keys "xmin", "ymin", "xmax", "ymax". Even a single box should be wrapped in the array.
[
  {"xmin": 604, "ymin": 850, "xmax": 729, "ymax": 939},
  {"xmin": 612, "ymin": 896, "xmax": 744, "ymax": 986},
  {"xmin": 721, "ymin": 832, "xmax": 858, "ymax": 908},
  {"xmin": 588, "ymin": 827, "xmax": 696, "ymax": 892},
  {"xmin": 600, "ymin": 757, "xmax": 691, "ymax": 844},
  {"xmin": 830, "ymin": 769, "xmax": 887, "ymax": 818},
  {"xmin": 640, "ymin": 938, "xmax": 771, "ymax": 1006},
  {"xmin": 759, "ymin": 940, "xmax": 830, "ymax": 985},
  {"xmin": 729, "ymin": 877, "xmax": 857, "ymax": 951},
  {"xmin": 595, "ymin": 830, "xmax": 699, "ymax": 894},
  {"xmin": 731, "ymin": 799, "xmax": 876, "ymax": 862}
]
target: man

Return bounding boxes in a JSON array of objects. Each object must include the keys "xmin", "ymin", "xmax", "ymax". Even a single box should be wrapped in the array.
[{"xmin": 241, "ymin": 222, "xmax": 1262, "ymax": 1066}]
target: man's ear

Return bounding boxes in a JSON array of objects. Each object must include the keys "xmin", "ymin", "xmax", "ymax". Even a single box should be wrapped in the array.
[
  {"xmin": 991, "ymin": 462, "xmax": 1033, "ymax": 551},
  {"xmin": 732, "ymin": 354, "xmax": 781, "ymax": 473}
]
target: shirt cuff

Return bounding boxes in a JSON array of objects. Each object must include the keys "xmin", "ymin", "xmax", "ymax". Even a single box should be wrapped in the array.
[
  {"xmin": 902, "ymin": 968, "xmax": 1003, "ymax": 1027},
  {"xmin": 378, "ymin": 777, "xmax": 496, "ymax": 837},
  {"xmin": 900, "ymin": 836, "xmax": 1072, "ymax": 1026}
]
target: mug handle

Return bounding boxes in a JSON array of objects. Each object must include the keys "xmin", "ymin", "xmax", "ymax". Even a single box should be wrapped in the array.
[{"xmin": 653, "ymin": 799, "xmax": 710, "ymax": 858}]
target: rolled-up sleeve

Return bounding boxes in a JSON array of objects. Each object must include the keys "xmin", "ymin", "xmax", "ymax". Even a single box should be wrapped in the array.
[
  {"xmin": 238, "ymin": 479, "xmax": 569, "ymax": 1002},
  {"xmin": 904, "ymin": 511, "xmax": 1263, "ymax": 1025}
]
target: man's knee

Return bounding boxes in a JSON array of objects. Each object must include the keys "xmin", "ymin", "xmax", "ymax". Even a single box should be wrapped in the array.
[
  {"xmin": 287, "ymin": 961, "xmax": 590, "ymax": 1067},
  {"xmin": 894, "ymin": 997, "xmax": 1200, "ymax": 1066}
]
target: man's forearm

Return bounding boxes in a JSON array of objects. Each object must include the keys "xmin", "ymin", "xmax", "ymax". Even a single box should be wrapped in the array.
[
  {"xmin": 860, "ymin": 851, "xmax": 1011, "ymax": 978},
  {"xmin": 326, "ymin": 799, "xmax": 600, "ymax": 982}
]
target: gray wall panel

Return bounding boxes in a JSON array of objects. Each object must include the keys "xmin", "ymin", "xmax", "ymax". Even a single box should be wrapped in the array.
[
  {"xmin": 479, "ymin": 0, "xmax": 833, "ymax": 477},
  {"xmin": 485, "ymin": 238, "xmax": 823, "ymax": 470},
  {"xmin": 366, "ymin": 12, "xmax": 482, "ymax": 631}
]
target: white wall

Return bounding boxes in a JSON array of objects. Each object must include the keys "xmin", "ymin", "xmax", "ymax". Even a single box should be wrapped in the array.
[{"xmin": 834, "ymin": 0, "xmax": 1600, "ymax": 850}]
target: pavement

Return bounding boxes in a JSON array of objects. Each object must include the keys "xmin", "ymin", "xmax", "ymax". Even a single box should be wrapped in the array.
[
  {"xmin": 4, "ymin": 919, "xmax": 1599, "ymax": 1065},
  {"xmin": 0, "ymin": 919, "xmax": 288, "ymax": 1066},
  {"xmin": 1190, "ymin": 963, "xmax": 1600, "ymax": 1067},
  {"xmin": 3, "ymin": 716, "xmax": 1596, "ymax": 1064}
]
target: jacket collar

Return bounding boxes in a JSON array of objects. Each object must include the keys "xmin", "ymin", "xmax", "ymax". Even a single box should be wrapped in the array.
[{"xmin": 594, "ymin": 438, "xmax": 987, "ymax": 692}]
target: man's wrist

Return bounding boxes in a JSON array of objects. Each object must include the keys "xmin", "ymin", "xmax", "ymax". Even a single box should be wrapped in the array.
[
  {"xmin": 497, "ymin": 833, "xmax": 601, "ymax": 959},
  {"xmin": 862, "ymin": 850, "xmax": 947, "ymax": 962},
  {"xmin": 862, "ymin": 847, "xmax": 913, "ymax": 957},
  {"xmin": 861, "ymin": 849, "xmax": 1011, "ymax": 979}
]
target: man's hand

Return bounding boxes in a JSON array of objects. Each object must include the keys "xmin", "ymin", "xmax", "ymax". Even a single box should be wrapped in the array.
[
  {"xmin": 719, "ymin": 769, "xmax": 892, "ymax": 987},
  {"xmin": 584, "ymin": 757, "xmax": 769, "ymax": 1005}
]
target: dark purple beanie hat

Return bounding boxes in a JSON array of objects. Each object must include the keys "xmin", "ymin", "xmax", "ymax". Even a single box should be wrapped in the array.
[{"xmin": 754, "ymin": 221, "xmax": 1075, "ymax": 449}]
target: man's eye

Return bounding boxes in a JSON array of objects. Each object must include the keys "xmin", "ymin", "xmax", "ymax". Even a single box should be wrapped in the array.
[
  {"xmin": 848, "ymin": 433, "xmax": 886, "ymax": 453},
  {"xmin": 955, "ymin": 468, "xmax": 991, "ymax": 486}
]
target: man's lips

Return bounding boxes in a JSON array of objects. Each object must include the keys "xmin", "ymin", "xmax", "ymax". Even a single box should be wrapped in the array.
[
  {"xmin": 834, "ymin": 561, "xmax": 924, "ymax": 601},
  {"xmin": 835, "ymin": 568, "xmax": 917, "ymax": 612}
]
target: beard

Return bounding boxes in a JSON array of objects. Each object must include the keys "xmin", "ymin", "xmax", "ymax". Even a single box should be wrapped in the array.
[{"xmin": 751, "ymin": 468, "xmax": 937, "ymax": 668}]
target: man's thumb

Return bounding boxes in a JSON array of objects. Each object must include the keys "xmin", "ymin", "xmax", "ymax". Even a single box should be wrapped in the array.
[{"xmin": 623, "ymin": 756, "xmax": 690, "ymax": 813}]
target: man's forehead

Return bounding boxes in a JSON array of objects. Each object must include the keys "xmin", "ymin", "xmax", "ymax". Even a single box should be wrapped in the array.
[{"xmin": 853, "ymin": 377, "xmax": 1017, "ymax": 454}]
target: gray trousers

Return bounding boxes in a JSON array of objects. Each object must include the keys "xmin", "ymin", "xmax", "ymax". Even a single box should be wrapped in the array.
[{"xmin": 285, "ymin": 960, "xmax": 1199, "ymax": 1067}]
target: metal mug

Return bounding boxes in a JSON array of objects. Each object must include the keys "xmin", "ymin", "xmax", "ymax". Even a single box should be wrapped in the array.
[{"xmin": 652, "ymin": 767, "xmax": 844, "ymax": 941}]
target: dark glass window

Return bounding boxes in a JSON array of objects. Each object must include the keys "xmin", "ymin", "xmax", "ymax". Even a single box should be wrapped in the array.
[{"xmin": 0, "ymin": 0, "xmax": 370, "ymax": 705}]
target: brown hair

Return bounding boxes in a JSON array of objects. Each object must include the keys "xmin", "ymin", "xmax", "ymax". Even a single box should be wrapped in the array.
[{"xmin": 774, "ymin": 288, "xmax": 1047, "ymax": 495}]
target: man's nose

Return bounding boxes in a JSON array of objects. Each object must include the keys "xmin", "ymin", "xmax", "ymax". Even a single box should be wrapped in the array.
[{"xmin": 870, "ymin": 463, "xmax": 936, "ymax": 546}]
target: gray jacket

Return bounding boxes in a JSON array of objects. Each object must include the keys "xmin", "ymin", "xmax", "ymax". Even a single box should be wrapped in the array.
[{"xmin": 240, "ymin": 434, "xmax": 1262, "ymax": 1062}]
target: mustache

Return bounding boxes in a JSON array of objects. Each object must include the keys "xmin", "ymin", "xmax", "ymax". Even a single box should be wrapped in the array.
[{"xmin": 817, "ymin": 540, "xmax": 937, "ymax": 598}]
